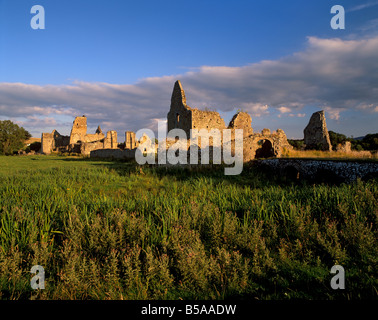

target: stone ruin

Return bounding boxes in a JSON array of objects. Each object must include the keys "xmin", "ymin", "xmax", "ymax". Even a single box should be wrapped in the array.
[
  {"xmin": 40, "ymin": 80, "xmax": 294, "ymax": 162},
  {"xmin": 167, "ymin": 80, "xmax": 292, "ymax": 162},
  {"xmin": 303, "ymin": 110, "xmax": 332, "ymax": 151},
  {"xmin": 40, "ymin": 116, "xmax": 139, "ymax": 156}
]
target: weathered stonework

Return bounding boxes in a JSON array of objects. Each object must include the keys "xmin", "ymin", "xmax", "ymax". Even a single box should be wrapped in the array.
[
  {"xmin": 167, "ymin": 81, "xmax": 193, "ymax": 137},
  {"xmin": 90, "ymin": 148, "xmax": 136, "ymax": 159},
  {"xmin": 228, "ymin": 112, "xmax": 253, "ymax": 138},
  {"xmin": 166, "ymin": 80, "xmax": 292, "ymax": 162},
  {"xmin": 336, "ymin": 141, "xmax": 352, "ymax": 153},
  {"xmin": 41, "ymin": 80, "xmax": 297, "ymax": 164},
  {"xmin": 83, "ymin": 125, "xmax": 105, "ymax": 143},
  {"xmin": 256, "ymin": 158, "xmax": 378, "ymax": 183},
  {"xmin": 125, "ymin": 131, "xmax": 137, "ymax": 150},
  {"xmin": 304, "ymin": 111, "xmax": 332, "ymax": 151},
  {"xmin": 104, "ymin": 131, "xmax": 118, "ymax": 149},
  {"xmin": 80, "ymin": 140, "xmax": 104, "ymax": 156},
  {"xmin": 41, "ymin": 116, "xmax": 128, "ymax": 156},
  {"xmin": 69, "ymin": 116, "xmax": 87, "ymax": 145},
  {"xmin": 41, "ymin": 130, "xmax": 69, "ymax": 154},
  {"xmin": 167, "ymin": 80, "xmax": 226, "ymax": 137}
]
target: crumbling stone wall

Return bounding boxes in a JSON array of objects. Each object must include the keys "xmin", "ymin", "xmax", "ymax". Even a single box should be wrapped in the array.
[
  {"xmin": 41, "ymin": 132, "xmax": 54, "ymax": 154},
  {"xmin": 167, "ymin": 81, "xmax": 193, "ymax": 137},
  {"xmin": 41, "ymin": 116, "xmax": 125, "ymax": 155},
  {"xmin": 104, "ymin": 131, "xmax": 118, "ymax": 149},
  {"xmin": 41, "ymin": 80, "xmax": 294, "ymax": 163},
  {"xmin": 257, "ymin": 158, "xmax": 378, "ymax": 183},
  {"xmin": 336, "ymin": 141, "xmax": 351, "ymax": 153},
  {"xmin": 41, "ymin": 130, "xmax": 69, "ymax": 154},
  {"xmin": 242, "ymin": 129, "xmax": 292, "ymax": 162},
  {"xmin": 304, "ymin": 111, "xmax": 332, "ymax": 151},
  {"xmin": 167, "ymin": 80, "xmax": 292, "ymax": 163},
  {"xmin": 69, "ymin": 116, "xmax": 87, "ymax": 144},
  {"xmin": 191, "ymin": 109, "xmax": 226, "ymax": 132},
  {"xmin": 228, "ymin": 112, "xmax": 253, "ymax": 138},
  {"xmin": 84, "ymin": 126, "xmax": 105, "ymax": 143},
  {"xmin": 167, "ymin": 80, "xmax": 226, "ymax": 137},
  {"xmin": 90, "ymin": 148, "xmax": 136, "ymax": 160},
  {"xmin": 125, "ymin": 131, "xmax": 138, "ymax": 150},
  {"xmin": 81, "ymin": 140, "xmax": 104, "ymax": 156}
]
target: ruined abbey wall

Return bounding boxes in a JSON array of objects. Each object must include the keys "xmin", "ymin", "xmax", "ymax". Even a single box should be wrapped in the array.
[
  {"xmin": 166, "ymin": 80, "xmax": 292, "ymax": 162},
  {"xmin": 41, "ymin": 130, "xmax": 70, "ymax": 154},
  {"xmin": 69, "ymin": 116, "xmax": 87, "ymax": 144},
  {"xmin": 191, "ymin": 109, "xmax": 226, "ymax": 132},
  {"xmin": 41, "ymin": 80, "xmax": 294, "ymax": 163}
]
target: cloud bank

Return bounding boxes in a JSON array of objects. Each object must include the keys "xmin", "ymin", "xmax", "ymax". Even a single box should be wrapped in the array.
[{"xmin": 0, "ymin": 36, "xmax": 377, "ymax": 137}]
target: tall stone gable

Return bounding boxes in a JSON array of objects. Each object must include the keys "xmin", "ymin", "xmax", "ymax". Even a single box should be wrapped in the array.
[
  {"xmin": 70, "ymin": 116, "xmax": 87, "ymax": 144},
  {"xmin": 228, "ymin": 112, "xmax": 253, "ymax": 138},
  {"xmin": 167, "ymin": 80, "xmax": 226, "ymax": 137},
  {"xmin": 167, "ymin": 80, "xmax": 193, "ymax": 137},
  {"xmin": 303, "ymin": 111, "xmax": 332, "ymax": 151}
]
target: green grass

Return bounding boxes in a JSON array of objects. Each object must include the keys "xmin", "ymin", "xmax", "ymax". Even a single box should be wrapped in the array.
[{"xmin": 0, "ymin": 155, "xmax": 377, "ymax": 300}]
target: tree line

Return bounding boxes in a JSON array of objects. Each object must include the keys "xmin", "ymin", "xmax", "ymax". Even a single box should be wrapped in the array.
[
  {"xmin": 1, "ymin": 119, "xmax": 377, "ymax": 155},
  {"xmin": 0, "ymin": 120, "xmax": 31, "ymax": 155},
  {"xmin": 288, "ymin": 131, "xmax": 378, "ymax": 151}
]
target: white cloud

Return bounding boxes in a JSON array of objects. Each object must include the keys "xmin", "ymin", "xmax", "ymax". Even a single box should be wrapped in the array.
[
  {"xmin": 278, "ymin": 107, "xmax": 292, "ymax": 114},
  {"xmin": 348, "ymin": 1, "xmax": 378, "ymax": 12},
  {"xmin": 324, "ymin": 107, "xmax": 345, "ymax": 121},
  {"xmin": 0, "ymin": 36, "xmax": 378, "ymax": 137}
]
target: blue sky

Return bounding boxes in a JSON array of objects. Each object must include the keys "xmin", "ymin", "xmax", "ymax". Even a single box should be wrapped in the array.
[{"xmin": 0, "ymin": 0, "xmax": 378, "ymax": 139}]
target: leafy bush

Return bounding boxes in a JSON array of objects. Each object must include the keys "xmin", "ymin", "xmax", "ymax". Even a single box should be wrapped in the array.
[
  {"xmin": 0, "ymin": 120, "xmax": 31, "ymax": 155},
  {"xmin": 288, "ymin": 139, "xmax": 305, "ymax": 150}
]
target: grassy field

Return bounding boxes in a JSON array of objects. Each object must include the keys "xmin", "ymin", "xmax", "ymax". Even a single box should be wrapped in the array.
[{"xmin": 0, "ymin": 155, "xmax": 377, "ymax": 300}]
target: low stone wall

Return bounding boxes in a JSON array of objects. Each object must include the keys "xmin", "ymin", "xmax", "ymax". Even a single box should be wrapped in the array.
[
  {"xmin": 90, "ymin": 148, "xmax": 136, "ymax": 159},
  {"xmin": 256, "ymin": 158, "xmax": 378, "ymax": 183}
]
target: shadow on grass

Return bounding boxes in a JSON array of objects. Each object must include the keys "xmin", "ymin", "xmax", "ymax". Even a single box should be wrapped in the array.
[
  {"xmin": 56, "ymin": 155, "xmax": 378, "ymax": 187},
  {"xmin": 56, "ymin": 156, "xmax": 310, "ymax": 188}
]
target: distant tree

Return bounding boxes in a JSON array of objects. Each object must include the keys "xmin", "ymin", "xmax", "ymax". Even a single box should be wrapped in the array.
[
  {"xmin": 346, "ymin": 133, "xmax": 378, "ymax": 151},
  {"xmin": 29, "ymin": 141, "xmax": 41, "ymax": 152},
  {"xmin": 0, "ymin": 120, "xmax": 31, "ymax": 155},
  {"xmin": 354, "ymin": 144, "xmax": 364, "ymax": 151},
  {"xmin": 361, "ymin": 133, "xmax": 378, "ymax": 151},
  {"xmin": 328, "ymin": 131, "xmax": 348, "ymax": 150},
  {"xmin": 288, "ymin": 139, "xmax": 305, "ymax": 150}
]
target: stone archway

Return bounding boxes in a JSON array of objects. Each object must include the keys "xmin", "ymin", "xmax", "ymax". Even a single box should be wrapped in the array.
[{"xmin": 255, "ymin": 139, "xmax": 274, "ymax": 159}]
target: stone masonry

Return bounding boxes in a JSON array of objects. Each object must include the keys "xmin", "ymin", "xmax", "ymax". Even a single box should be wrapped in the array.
[
  {"xmin": 41, "ymin": 130, "xmax": 70, "ymax": 154},
  {"xmin": 304, "ymin": 110, "xmax": 332, "ymax": 151},
  {"xmin": 41, "ymin": 80, "xmax": 294, "ymax": 162},
  {"xmin": 166, "ymin": 80, "xmax": 292, "ymax": 162},
  {"xmin": 69, "ymin": 116, "xmax": 87, "ymax": 144},
  {"xmin": 41, "ymin": 115, "xmax": 143, "ymax": 156},
  {"xmin": 167, "ymin": 80, "xmax": 226, "ymax": 137}
]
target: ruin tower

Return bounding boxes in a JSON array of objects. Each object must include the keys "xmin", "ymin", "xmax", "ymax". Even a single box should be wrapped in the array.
[
  {"xmin": 167, "ymin": 80, "xmax": 193, "ymax": 137},
  {"xmin": 104, "ymin": 130, "xmax": 118, "ymax": 149},
  {"xmin": 167, "ymin": 80, "xmax": 226, "ymax": 138},
  {"xmin": 125, "ymin": 131, "xmax": 137, "ymax": 150},
  {"xmin": 228, "ymin": 112, "xmax": 253, "ymax": 138},
  {"xmin": 69, "ymin": 116, "xmax": 87, "ymax": 145},
  {"xmin": 303, "ymin": 111, "xmax": 332, "ymax": 151}
]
